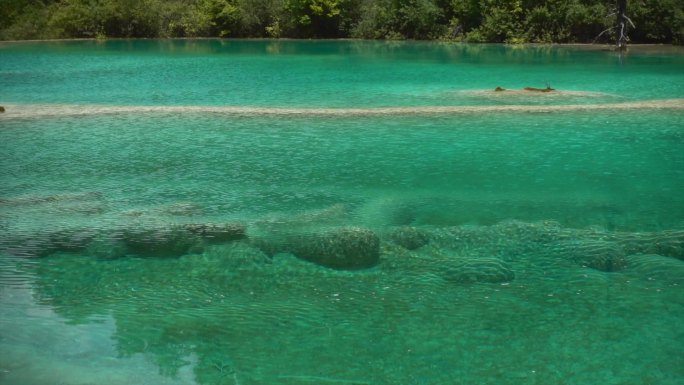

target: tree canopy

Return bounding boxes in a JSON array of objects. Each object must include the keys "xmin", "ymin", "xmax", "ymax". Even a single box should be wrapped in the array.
[{"xmin": 1, "ymin": 0, "xmax": 682, "ymax": 44}]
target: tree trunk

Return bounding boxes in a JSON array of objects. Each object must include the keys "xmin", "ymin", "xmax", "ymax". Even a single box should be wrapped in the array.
[{"xmin": 616, "ymin": 0, "xmax": 629, "ymax": 50}]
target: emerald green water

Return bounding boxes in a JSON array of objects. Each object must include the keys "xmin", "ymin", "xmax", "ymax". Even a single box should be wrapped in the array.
[{"xmin": 1, "ymin": 40, "xmax": 683, "ymax": 385}]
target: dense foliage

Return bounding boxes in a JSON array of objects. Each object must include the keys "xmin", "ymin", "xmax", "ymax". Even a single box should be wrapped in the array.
[{"xmin": 1, "ymin": 0, "xmax": 682, "ymax": 43}]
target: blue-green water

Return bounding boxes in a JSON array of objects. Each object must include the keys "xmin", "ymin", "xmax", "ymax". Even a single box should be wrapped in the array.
[{"xmin": 1, "ymin": 40, "xmax": 683, "ymax": 385}]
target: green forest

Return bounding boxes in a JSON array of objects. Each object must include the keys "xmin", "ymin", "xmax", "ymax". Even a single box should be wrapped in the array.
[{"xmin": 1, "ymin": 0, "xmax": 682, "ymax": 43}]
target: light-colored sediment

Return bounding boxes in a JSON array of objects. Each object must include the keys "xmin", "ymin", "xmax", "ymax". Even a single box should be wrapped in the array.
[{"xmin": 0, "ymin": 99, "xmax": 683, "ymax": 119}]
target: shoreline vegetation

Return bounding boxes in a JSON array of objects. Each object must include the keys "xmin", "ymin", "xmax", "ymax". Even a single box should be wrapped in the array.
[{"xmin": 1, "ymin": 0, "xmax": 682, "ymax": 44}]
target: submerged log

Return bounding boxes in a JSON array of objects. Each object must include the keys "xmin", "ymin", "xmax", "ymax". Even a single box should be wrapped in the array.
[
  {"xmin": 523, "ymin": 86, "xmax": 555, "ymax": 93},
  {"xmin": 492, "ymin": 86, "xmax": 556, "ymax": 93}
]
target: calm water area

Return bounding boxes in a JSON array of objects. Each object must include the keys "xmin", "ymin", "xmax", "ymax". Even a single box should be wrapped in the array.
[{"xmin": 1, "ymin": 40, "xmax": 683, "ymax": 385}]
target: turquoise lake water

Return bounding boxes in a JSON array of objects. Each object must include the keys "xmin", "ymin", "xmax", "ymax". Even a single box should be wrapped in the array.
[{"xmin": 1, "ymin": 40, "xmax": 683, "ymax": 385}]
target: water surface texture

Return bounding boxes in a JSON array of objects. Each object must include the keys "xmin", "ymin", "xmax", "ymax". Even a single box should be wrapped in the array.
[{"xmin": 1, "ymin": 40, "xmax": 684, "ymax": 385}]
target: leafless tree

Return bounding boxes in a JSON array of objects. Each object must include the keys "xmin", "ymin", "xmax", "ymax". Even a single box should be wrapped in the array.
[{"xmin": 594, "ymin": 0, "xmax": 635, "ymax": 50}]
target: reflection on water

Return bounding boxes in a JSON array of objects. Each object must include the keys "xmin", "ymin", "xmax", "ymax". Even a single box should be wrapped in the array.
[{"xmin": 0, "ymin": 257, "xmax": 199, "ymax": 385}]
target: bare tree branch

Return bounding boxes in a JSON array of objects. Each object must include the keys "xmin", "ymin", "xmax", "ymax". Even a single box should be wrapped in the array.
[
  {"xmin": 594, "ymin": 26, "xmax": 616, "ymax": 43},
  {"xmin": 624, "ymin": 15, "xmax": 635, "ymax": 28}
]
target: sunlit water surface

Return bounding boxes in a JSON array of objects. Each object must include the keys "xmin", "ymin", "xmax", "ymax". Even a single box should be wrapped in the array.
[{"xmin": 1, "ymin": 40, "xmax": 683, "ymax": 385}]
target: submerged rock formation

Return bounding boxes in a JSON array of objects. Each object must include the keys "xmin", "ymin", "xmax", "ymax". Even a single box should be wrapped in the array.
[
  {"xmin": 3, "ymin": 222, "xmax": 246, "ymax": 259},
  {"xmin": 121, "ymin": 227, "xmax": 205, "ymax": 258},
  {"xmin": 114, "ymin": 223, "xmax": 247, "ymax": 258},
  {"xmin": 266, "ymin": 227, "xmax": 381, "ymax": 270},
  {"xmin": 292, "ymin": 227, "xmax": 380, "ymax": 270},
  {"xmin": 2, "ymin": 228, "xmax": 97, "ymax": 258},
  {"xmin": 615, "ymin": 230, "xmax": 684, "ymax": 261},
  {"xmin": 182, "ymin": 223, "xmax": 247, "ymax": 244},
  {"xmin": 387, "ymin": 226, "xmax": 430, "ymax": 250},
  {"xmin": 624, "ymin": 254, "xmax": 684, "ymax": 281},
  {"xmin": 554, "ymin": 239, "xmax": 627, "ymax": 272},
  {"xmin": 442, "ymin": 257, "xmax": 515, "ymax": 283},
  {"xmin": 0, "ymin": 191, "xmax": 104, "ymax": 206}
]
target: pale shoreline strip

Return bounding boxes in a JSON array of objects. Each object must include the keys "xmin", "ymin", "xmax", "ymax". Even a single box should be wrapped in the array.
[{"xmin": 1, "ymin": 99, "xmax": 683, "ymax": 119}]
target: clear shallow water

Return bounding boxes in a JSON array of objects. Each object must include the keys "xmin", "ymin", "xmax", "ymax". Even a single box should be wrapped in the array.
[
  {"xmin": 1, "ymin": 40, "xmax": 684, "ymax": 385},
  {"xmin": 1, "ymin": 40, "xmax": 684, "ymax": 107}
]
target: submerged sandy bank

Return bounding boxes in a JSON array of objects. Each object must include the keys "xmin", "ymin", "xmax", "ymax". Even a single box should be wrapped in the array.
[{"xmin": 1, "ymin": 99, "xmax": 683, "ymax": 119}]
